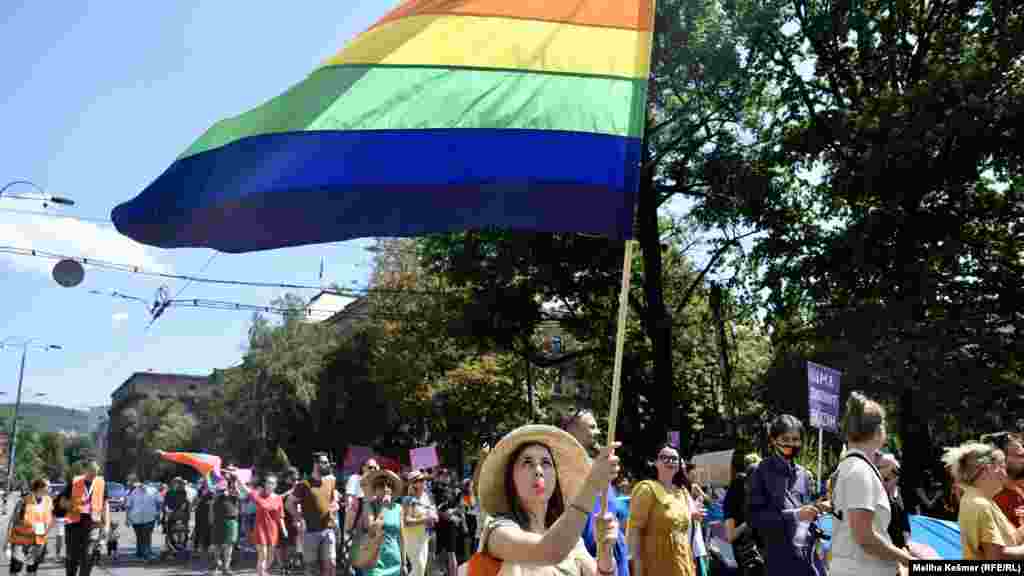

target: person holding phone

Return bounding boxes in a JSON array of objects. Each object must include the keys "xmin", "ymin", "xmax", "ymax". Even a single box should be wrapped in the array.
[
  {"xmin": 358, "ymin": 469, "xmax": 406, "ymax": 576},
  {"xmin": 748, "ymin": 415, "xmax": 826, "ymax": 576}
]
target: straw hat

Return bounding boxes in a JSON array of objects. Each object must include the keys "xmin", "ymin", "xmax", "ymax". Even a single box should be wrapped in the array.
[
  {"xmin": 362, "ymin": 468, "xmax": 404, "ymax": 495},
  {"xmin": 478, "ymin": 425, "xmax": 590, "ymax": 517},
  {"xmin": 406, "ymin": 470, "xmax": 431, "ymax": 484}
]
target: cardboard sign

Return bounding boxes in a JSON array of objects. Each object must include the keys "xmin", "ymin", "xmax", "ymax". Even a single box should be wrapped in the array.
[
  {"xmin": 807, "ymin": 361, "xmax": 842, "ymax": 432},
  {"xmin": 410, "ymin": 445, "xmax": 440, "ymax": 471},
  {"xmin": 233, "ymin": 468, "xmax": 253, "ymax": 486}
]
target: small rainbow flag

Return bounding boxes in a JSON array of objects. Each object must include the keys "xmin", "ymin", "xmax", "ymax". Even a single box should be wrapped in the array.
[{"xmin": 113, "ymin": 0, "xmax": 655, "ymax": 253}]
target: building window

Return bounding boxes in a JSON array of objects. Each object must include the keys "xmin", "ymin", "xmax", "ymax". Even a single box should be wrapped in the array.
[{"xmin": 551, "ymin": 335, "xmax": 562, "ymax": 354}]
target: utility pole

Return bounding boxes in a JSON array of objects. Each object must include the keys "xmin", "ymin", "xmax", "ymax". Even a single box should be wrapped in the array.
[
  {"xmin": 1, "ymin": 339, "xmax": 60, "ymax": 490},
  {"xmin": 7, "ymin": 346, "xmax": 27, "ymax": 490}
]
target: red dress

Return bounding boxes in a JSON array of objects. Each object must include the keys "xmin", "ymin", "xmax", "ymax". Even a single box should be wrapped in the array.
[{"xmin": 249, "ymin": 491, "xmax": 284, "ymax": 546}]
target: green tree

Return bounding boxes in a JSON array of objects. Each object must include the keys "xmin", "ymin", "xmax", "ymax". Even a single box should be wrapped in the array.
[
  {"xmin": 120, "ymin": 398, "xmax": 196, "ymax": 480},
  {"xmin": 431, "ymin": 354, "xmax": 533, "ymax": 472},
  {"xmin": 64, "ymin": 435, "xmax": 95, "ymax": 466},
  {"xmin": 38, "ymin": 432, "xmax": 67, "ymax": 481},
  {"xmin": 10, "ymin": 425, "xmax": 45, "ymax": 487},
  {"xmin": 717, "ymin": 0, "xmax": 1023, "ymax": 508}
]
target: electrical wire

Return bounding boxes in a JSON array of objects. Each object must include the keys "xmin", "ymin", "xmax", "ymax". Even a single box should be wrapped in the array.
[
  {"xmin": 0, "ymin": 206, "xmax": 114, "ymax": 225},
  {"xmin": 0, "ymin": 245, "xmax": 450, "ymax": 297},
  {"xmin": 146, "ymin": 252, "xmax": 220, "ymax": 331},
  {"xmin": 164, "ymin": 297, "xmax": 401, "ymax": 319}
]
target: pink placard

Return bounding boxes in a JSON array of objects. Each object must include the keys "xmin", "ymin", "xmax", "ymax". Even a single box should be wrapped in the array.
[
  {"xmin": 234, "ymin": 468, "xmax": 253, "ymax": 486},
  {"xmin": 410, "ymin": 445, "xmax": 439, "ymax": 470}
]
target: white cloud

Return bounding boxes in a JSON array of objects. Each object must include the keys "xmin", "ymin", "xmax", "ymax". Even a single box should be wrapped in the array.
[
  {"xmin": 0, "ymin": 200, "xmax": 170, "ymax": 279},
  {"xmin": 111, "ymin": 312, "xmax": 130, "ymax": 327}
]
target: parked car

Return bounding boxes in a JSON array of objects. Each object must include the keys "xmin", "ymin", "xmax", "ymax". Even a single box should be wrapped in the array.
[{"xmin": 107, "ymin": 481, "xmax": 128, "ymax": 511}]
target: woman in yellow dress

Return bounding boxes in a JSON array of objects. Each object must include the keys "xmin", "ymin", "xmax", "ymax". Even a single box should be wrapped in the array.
[{"xmin": 627, "ymin": 443, "xmax": 697, "ymax": 576}]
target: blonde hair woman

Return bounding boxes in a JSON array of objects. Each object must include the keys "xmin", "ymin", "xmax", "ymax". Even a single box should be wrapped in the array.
[
  {"xmin": 942, "ymin": 442, "xmax": 1024, "ymax": 559},
  {"xmin": 830, "ymin": 392, "xmax": 912, "ymax": 575}
]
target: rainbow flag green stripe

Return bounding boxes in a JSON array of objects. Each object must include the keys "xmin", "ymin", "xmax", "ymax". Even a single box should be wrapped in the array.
[{"xmin": 179, "ymin": 65, "xmax": 646, "ymax": 160}]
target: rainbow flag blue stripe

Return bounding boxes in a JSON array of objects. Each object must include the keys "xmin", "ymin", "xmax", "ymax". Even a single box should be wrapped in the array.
[{"xmin": 113, "ymin": 0, "xmax": 655, "ymax": 252}]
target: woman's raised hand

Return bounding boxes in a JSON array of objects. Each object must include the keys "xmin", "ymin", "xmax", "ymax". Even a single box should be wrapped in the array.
[
  {"xmin": 587, "ymin": 442, "xmax": 622, "ymax": 489},
  {"xmin": 596, "ymin": 513, "xmax": 620, "ymax": 546}
]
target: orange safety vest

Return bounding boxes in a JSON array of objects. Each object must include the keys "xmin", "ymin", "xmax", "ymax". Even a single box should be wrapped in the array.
[
  {"xmin": 67, "ymin": 475, "xmax": 105, "ymax": 524},
  {"xmin": 10, "ymin": 494, "xmax": 53, "ymax": 546}
]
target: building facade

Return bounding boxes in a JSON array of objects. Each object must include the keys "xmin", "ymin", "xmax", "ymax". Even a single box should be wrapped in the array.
[{"xmin": 106, "ymin": 371, "xmax": 212, "ymax": 481}]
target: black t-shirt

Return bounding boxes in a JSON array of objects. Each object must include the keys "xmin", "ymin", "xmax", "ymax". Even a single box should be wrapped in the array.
[
  {"xmin": 214, "ymin": 493, "xmax": 241, "ymax": 520},
  {"xmin": 55, "ymin": 485, "xmax": 73, "ymax": 518},
  {"xmin": 723, "ymin": 473, "xmax": 748, "ymax": 527}
]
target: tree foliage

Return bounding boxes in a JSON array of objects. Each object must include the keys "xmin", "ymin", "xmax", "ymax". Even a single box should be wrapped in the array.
[
  {"xmin": 120, "ymin": 397, "xmax": 196, "ymax": 480},
  {"xmin": 709, "ymin": 0, "xmax": 1024, "ymax": 505}
]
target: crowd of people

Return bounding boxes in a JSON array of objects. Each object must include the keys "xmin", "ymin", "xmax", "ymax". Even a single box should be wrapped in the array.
[
  {"xmin": 12, "ymin": 392, "xmax": 1024, "ymax": 576},
  {"xmin": 4, "ymin": 461, "xmax": 111, "ymax": 576}
]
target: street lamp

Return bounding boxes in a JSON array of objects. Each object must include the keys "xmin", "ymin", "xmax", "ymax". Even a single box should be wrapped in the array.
[
  {"xmin": 0, "ymin": 338, "xmax": 61, "ymax": 489},
  {"xmin": 1, "ymin": 180, "xmax": 75, "ymax": 207}
]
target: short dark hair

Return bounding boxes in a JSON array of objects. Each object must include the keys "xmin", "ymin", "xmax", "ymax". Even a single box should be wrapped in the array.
[
  {"xmin": 559, "ymin": 408, "xmax": 594, "ymax": 431},
  {"xmin": 30, "ymin": 478, "xmax": 48, "ymax": 492},
  {"xmin": 769, "ymin": 414, "xmax": 804, "ymax": 439}
]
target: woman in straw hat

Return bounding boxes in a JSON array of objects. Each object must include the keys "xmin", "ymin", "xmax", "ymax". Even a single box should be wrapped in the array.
[
  {"xmin": 357, "ymin": 468, "xmax": 406, "ymax": 576},
  {"xmin": 475, "ymin": 424, "xmax": 622, "ymax": 576}
]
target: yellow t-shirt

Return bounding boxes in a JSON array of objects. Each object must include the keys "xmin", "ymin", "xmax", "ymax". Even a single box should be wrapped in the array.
[
  {"xmin": 627, "ymin": 480, "xmax": 695, "ymax": 576},
  {"xmin": 959, "ymin": 485, "xmax": 1019, "ymax": 559}
]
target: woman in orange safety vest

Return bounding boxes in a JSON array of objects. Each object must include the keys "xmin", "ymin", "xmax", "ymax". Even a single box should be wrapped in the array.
[{"xmin": 5, "ymin": 478, "xmax": 53, "ymax": 575}]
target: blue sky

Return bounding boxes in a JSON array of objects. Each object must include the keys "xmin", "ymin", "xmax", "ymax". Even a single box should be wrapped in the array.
[{"xmin": 0, "ymin": 1, "xmax": 400, "ymax": 409}]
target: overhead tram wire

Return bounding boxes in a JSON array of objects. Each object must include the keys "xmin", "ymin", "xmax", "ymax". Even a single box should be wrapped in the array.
[
  {"xmin": 0, "ymin": 245, "xmax": 450, "ymax": 297},
  {"xmin": 87, "ymin": 289, "xmax": 413, "ymax": 321},
  {"xmin": 146, "ymin": 251, "xmax": 220, "ymax": 331},
  {"xmin": 0, "ymin": 206, "xmax": 114, "ymax": 226}
]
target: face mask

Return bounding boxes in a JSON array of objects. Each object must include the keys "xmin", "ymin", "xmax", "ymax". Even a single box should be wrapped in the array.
[{"xmin": 778, "ymin": 444, "xmax": 800, "ymax": 459}]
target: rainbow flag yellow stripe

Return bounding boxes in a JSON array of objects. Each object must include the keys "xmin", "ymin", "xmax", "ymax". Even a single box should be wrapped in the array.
[{"xmin": 323, "ymin": 15, "xmax": 651, "ymax": 80}]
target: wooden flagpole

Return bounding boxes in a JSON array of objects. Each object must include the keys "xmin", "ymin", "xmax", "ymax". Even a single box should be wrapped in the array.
[
  {"xmin": 601, "ymin": 238, "xmax": 634, "ymax": 514},
  {"xmin": 595, "ymin": 238, "xmax": 634, "ymax": 572}
]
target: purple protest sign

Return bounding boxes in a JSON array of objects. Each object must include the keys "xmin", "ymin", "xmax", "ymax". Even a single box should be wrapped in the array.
[
  {"xmin": 807, "ymin": 361, "xmax": 841, "ymax": 432},
  {"xmin": 410, "ymin": 445, "xmax": 440, "ymax": 471},
  {"xmin": 668, "ymin": 431, "xmax": 680, "ymax": 448}
]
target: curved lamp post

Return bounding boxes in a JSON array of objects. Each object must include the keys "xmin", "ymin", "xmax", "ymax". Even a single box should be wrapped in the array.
[
  {"xmin": 1, "ymin": 180, "xmax": 75, "ymax": 206},
  {"xmin": 0, "ymin": 338, "xmax": 61, "ymax": 489}
]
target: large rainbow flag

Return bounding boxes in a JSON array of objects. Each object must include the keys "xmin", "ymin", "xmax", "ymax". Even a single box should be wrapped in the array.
[{"xmin": 112, "ymin": 0, "xmax": 655, "ymax": 253}]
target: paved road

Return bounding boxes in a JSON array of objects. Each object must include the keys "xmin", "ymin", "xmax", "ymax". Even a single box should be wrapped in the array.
[
  {"xmin": 1, "ymin": 509, "xmax": 453, "ymax": 576},
  {"xmin": 0, "ymin": 509, "xmax": 268, "ymax": 576}
]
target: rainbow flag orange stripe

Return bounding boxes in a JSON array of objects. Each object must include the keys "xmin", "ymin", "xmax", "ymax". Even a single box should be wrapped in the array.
[{"xmin": 113, "ymin": 1, "xmax": 656, "ymax": 253}]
